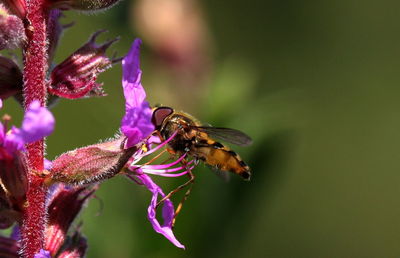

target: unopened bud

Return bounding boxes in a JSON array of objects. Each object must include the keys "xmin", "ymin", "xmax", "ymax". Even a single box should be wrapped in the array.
[
  {"xmin": 49, "ymin": 137, "xmax": 136, "ymax": 185},
  {"xmin": 0, "ymin": 149, "xmax": 28, "ymax": 205},
  {"xmin": 0, "ymin": 186, "xmax": 22, "ymax": 229},
  {"xmin": 49, "ymin": 30, "xmax": 118, "ymax": 99},
  {"xmin": 0, "ymin": 56, "xmax": 23, "ymax": 100},
  {"xmin": 0, "ymin": 5, "xmax": 26, "ymax": 50},
  {"xmin": 45, "ymin": 184, "xmax": 94, "ymax": 256},
  {"xmin": 0, "ymin": 193, "xmax": 16, "ymax": 229},
  {"xmin": 47, "ymin": 0, "xmax": 120, "ymax": 12}
]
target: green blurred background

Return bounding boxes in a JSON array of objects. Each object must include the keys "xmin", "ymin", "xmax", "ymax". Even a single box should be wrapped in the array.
[{"xmin": 5, "ymin": 0, "xmax": 400, "ymax": 257}]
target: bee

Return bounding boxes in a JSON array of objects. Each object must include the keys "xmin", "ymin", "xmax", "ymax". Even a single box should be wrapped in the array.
[{"xmin": 151, "ymin": 106, "xmax": 252, "ymax": 180}]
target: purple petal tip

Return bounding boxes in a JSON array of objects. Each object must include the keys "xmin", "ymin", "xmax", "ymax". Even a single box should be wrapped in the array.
[
  {"xmin": 121, "ymin": 39, "xmax": 154, "ymax": 148},
  {"xmin": 34, "ymin": 249, "xmax": 51, "ymax": 258},
  {"xmin": 133, "ymin": 174, "xmax": 185, "ymax": 249},
  {"xmin": 20, "ymin": 100, "xmax": 55, "ymax": 143}
]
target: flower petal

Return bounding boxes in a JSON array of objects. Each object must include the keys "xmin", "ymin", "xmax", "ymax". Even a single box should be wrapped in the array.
[
  {"xmin": 4, "ymin": 126, "xmax": 24, "ymax": 151},
  {"xmin": 121, "ymin": 40, "xmax": 154, "ymax": 148},
  {"xmin": 132, "ymin": 174, "xmax": 185, "ymax": 249},
  {"xmin": 19, "ymin": 100, "xmax": 55, "ymax": 143},
  {"xmin": 122, "ymin": 38, "xmax": 146, "ymax": 110},
  {"xmin": 34, "ymin": 249, "xmax": 51, "ymax": 258},
  {"xmin": 10, "ymin": 225, "xmax": 20, "ymax": 240},
  {"xmin": 121, "ymin": 101, "xmax": 154, "ymax": 148}
]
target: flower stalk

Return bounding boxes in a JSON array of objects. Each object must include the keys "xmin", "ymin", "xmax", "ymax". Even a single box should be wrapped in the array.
[
  {"xmin": 21, "ymin": 0, "xmax": 49, "ymax": 256},
  {"xmin": 0, "ymin": 0, "xmax": 237, "ymax": 252}
]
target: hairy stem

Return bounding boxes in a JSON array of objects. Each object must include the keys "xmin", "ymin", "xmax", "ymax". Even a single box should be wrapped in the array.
[{"xmin": 20, "ymin": 0, "xmax": 49, "ymax": 256}]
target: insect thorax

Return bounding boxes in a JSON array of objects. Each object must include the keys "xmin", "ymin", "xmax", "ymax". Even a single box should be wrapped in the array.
[{"xmin": 160, "ymin": 114, "xmax": 198, "ymax": 154}]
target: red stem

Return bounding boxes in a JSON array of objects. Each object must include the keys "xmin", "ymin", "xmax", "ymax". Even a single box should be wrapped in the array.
[{"xmin": 20, "ymin": 0, "xmax": 49, "ymax": 256}]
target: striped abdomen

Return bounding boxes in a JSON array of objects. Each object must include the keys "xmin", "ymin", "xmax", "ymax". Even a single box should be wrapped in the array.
[{"xmin": 193, "ymin": 139, "xmax": 251, "ymax": 180}]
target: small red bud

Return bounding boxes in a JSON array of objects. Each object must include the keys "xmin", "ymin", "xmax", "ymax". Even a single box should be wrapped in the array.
[
  {"xmin": 49, "ymin": 137, "xmax": 137, "ymax": 185},
  {"xmin": 49, "ymin": 30, "xmax": 118, "ymax": 99},
  {"xmin": 45, "ymin": 184, "xmax": 94, "ymax": 256},
  {"xmin": 0, "ymin": 192, "xmax": 18, "ymax": 229},
  {"xmin": 0, "ymin": 175, "xmax": 22, "ymax": 230},
  {"xmin": 0, "ymin": 149, "xmax": 26, "ymax": 229},
  {"xmin": 0, "ymin": 149, "xmax": 28, "ymax": 207},
  {"xmin": 0, "ymin": 56, "xmax": 23, "ymax": 100},
  {"xmin": 0, "ymin": 5, "xmax": 26, "ymax": 50}
]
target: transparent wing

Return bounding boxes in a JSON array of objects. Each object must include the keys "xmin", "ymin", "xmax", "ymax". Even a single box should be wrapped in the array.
[
  {"xmin": 196, "ymin": 126, "xmax": 253, "ymax": 146},
  {"xmin": 206, "ymin": 164, "xmax": 231, "ymax": 182}
]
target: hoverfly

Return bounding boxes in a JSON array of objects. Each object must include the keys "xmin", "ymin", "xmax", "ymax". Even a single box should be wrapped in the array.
[
  {"xmin": 151, "ymin": 106, "xmax": 252, "ymax": 225},
  {"xmin": 152, "ymin": 106, "xmax": 252, "ymax": 179}
]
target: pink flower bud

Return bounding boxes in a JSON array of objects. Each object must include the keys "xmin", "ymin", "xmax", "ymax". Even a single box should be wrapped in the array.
[
  {"xmin": 0, "ymin": 56, "xmax": 23, "ymax": 100},
  {"xmin": 49, "ymin": 137, "xmax": 136, "ymax": 185},
  {"xmin": 0, "ymin": 4, "xmax": 26, "ymax": 50},
  {"xmin": 49, "ymin": 30, "xmax": 118, "ymax": 99}
]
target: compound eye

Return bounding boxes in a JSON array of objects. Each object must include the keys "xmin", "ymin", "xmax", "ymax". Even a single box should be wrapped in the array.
[{"xmin": 152, "ymin": 107, "xmax": 174, "ymax": 128}]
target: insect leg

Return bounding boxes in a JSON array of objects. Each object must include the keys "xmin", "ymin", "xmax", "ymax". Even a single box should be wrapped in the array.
[
  {"xmin": 172, "ymin": 170, "xmax": 195, "ymax": 228},
  {"xmin": 156, "ymin": 159, "xmax": 195, "ymax": 207}
]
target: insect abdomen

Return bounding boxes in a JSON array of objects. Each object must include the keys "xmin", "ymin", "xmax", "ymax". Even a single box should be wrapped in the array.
[{"xmin": 195, "ymin": 141, "xmax": 251, "ymax": 180}]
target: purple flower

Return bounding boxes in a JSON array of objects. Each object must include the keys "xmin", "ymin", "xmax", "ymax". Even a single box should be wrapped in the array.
[
  {"xmin": 0, "ymin": 100, "xmax": 55, "ymax": 230},
  {"xmin": 125, "ymin": 131, "xmax": 195, "ymax": 249},
  {"xmin": 120, "ymin": 39, "xmax": 193, "ymax": 248},
  {"xmin": 121, "ymin": 39, "xmax": 154, "ymax": 148},
  {"xmin": 121, "ymin": 101, "xmax": 154, "ymax": 149},
  {"xmin": 1, "ymin": 100, "xmax": 55, "ymax": 153},
  {"xmin": 34, "ymin": 249, "xmax": 51, "ymax": 258}
]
